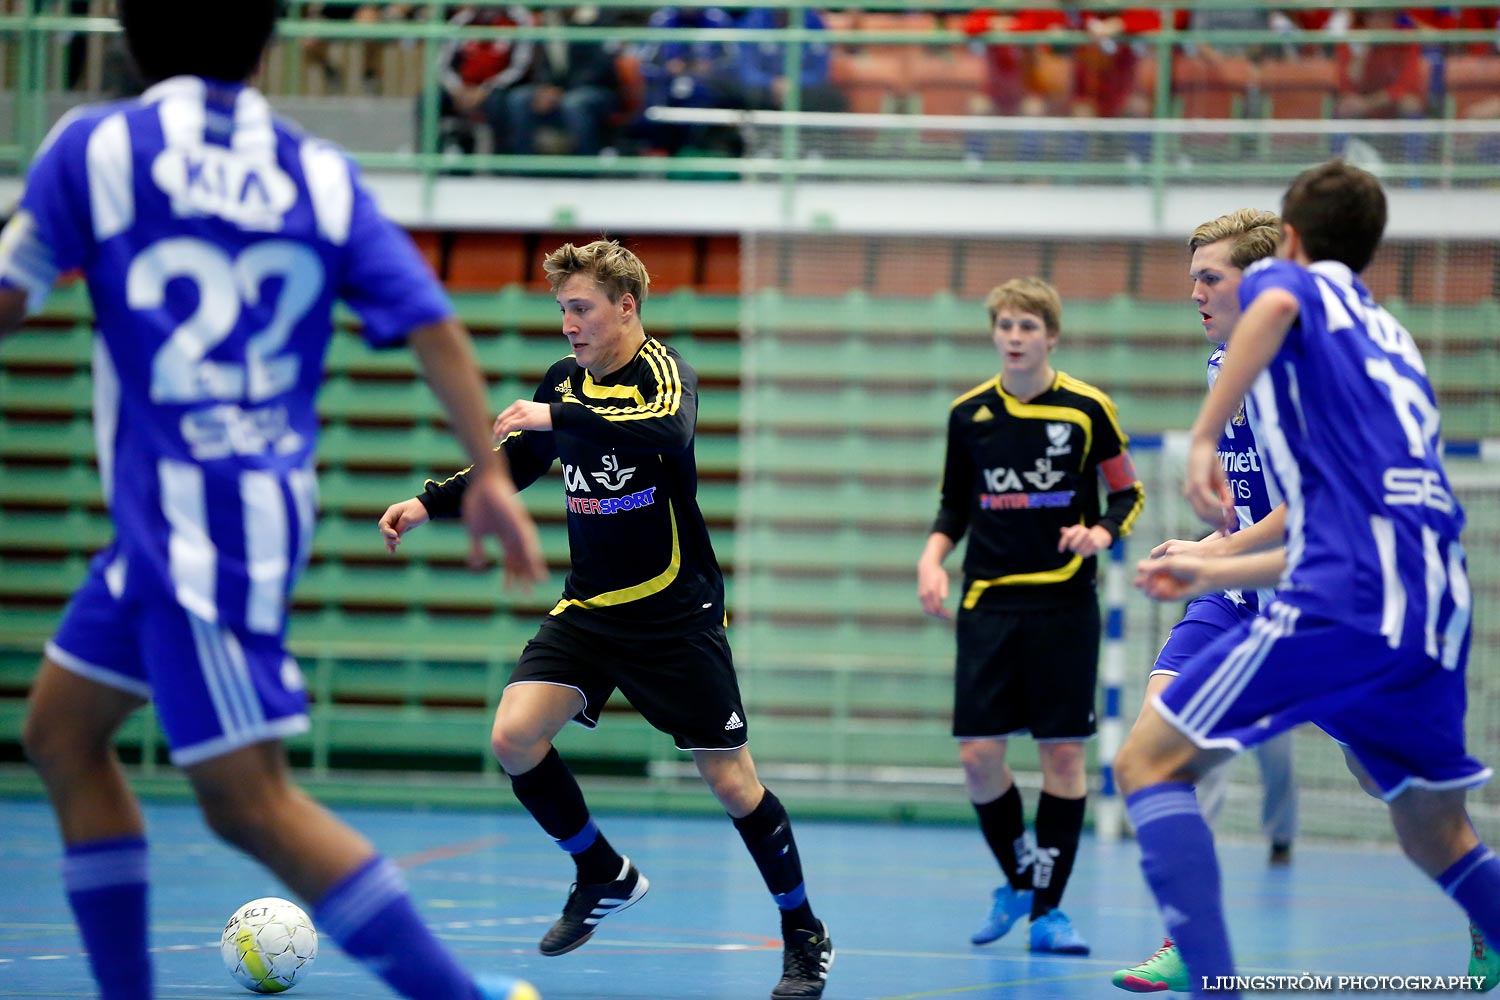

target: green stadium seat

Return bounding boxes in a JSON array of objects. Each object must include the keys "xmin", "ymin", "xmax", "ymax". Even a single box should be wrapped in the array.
[
  {"xmin": 0, "ymin": 506, "xmax": 113, "ymax": 553},
  {"xmin": 0, "ymin": 325, "xmax": 94, "ymax": 367},
  {"xmin": 0, "ymin": 418, "xmax": 95, "ymax": 460},
  {"xmin": 0, "ymin": 464, "xmax": 102, "ymax": 507},
  {"xmin": 0, "ymin": 554, "xmax": 88, "ymax": 599},
  {"xmin": 0, "ymin": 371, "xmax": 92, "ymax": 416},
  {"xmin": 294, "ymin": 560, "xmax": 566, "ymax": 612}
]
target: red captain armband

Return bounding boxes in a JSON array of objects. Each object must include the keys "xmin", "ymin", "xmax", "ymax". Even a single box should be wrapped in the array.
[{"xmin": 1101, "ymin": 452, "xmax": 1139, "ymax": 492}]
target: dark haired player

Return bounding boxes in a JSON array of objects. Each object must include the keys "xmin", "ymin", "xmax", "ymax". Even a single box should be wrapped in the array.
[{"xmin": 1, "ymin": 2, "xmax": 544, "ymax": 997}]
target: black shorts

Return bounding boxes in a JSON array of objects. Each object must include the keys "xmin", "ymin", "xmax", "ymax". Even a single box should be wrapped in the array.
[
  {"xmin": 952, "ymin": 600, "xmax": 1100, "ymax": 741},
  {"xmin": 511, "ymin": 615, "xmax": 749, "ymax": 751}
]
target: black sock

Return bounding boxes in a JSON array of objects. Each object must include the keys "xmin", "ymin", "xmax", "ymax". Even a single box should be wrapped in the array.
[
  {"xmin": 974, "ymin": 784, "xmax": 1030, "ymax": 891},
  {"xmin": 509, "ymin": 747, "xmax": 622, "ymax": 883},
  {"xmin": 1031, "ymin": 791, "xmax": 1086, "ymax": 918},
  {"xmin": 731, "ymin": 788, "xmax": 818, "ymax": 934}
]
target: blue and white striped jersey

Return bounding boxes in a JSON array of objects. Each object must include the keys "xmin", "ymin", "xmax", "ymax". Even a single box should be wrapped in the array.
[
  {"xmin": 1239, "ymin": 257, "xmax": 1470, "ymax": 662},
  {"xmin": 0, "ymin": 76, "xmax": 452, "ymax": 635},
  {"xmin": 1207, "ymin": 344, "xmax": 1282, "ymax": 613}
]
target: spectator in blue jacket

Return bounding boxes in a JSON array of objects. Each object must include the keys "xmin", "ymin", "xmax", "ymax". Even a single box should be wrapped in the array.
[
  {"xmin": 638, "ymin": 5, "xmax": 745, "ymax": 153},
  {"xmin": 735, "ymin": 7, "xmax": 847, "ymax": 113}
]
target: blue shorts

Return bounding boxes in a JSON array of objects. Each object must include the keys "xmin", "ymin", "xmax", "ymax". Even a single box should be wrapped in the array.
[
  {"xmin": 1155, "ymin": 600, "xmax": 1489, "ymax": 800},
  {"xmin": 1151, "ymin": 592, "xmax": 1255, "ymax": 679},
  {"xmin": 47, "ymin": 549, "xmax": 310, "ymax": 767}
]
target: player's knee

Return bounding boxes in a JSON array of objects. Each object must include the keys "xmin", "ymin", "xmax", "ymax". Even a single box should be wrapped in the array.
[
  {"xmin": 698, "ymin": 760, "xmax": 761, "ymax": 813},
  {"xmin": 490, "ymin": 722, "xmax": 546, "ymax": 773},
  {"xmin": 957, "ymin": 739, "xmax": 1004, "ymax": 777},
  {"xmin": 196, "ymin": 781, "xmax": 293, "ymax": 856},
  {"xmin": 1113, "ymin": 740, "xmax": 1157, "ymax": 796},
  {"xmin": 1040, "ymin": 742, "xmax": 1086, "ymax": 778},
  {"xmin": 197, "ymin": 791, "xmax": 262, "ymax": 850},
  {"xmin": 18, "ymin": 711, "xmax": 58, "ymax": 774},
  {"xmin": 20, "ymin": 701, "xmax": 91, "ymax": 775}
]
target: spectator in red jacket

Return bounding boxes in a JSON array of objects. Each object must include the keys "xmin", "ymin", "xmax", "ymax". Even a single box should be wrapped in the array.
[
  {"xmin": 425, "ymin": 5, "xmax": 536, "ymax": 156},
  {"xmin": 965, "ymin": 7, "xmax": 1161, "ymax": 119},
  {"xmin": 1335, "ymin": 7, "xmax": 1429, "ymax": 117}
]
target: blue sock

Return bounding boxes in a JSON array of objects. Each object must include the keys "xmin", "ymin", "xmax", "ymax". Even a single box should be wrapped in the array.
[
  {"xmin": 1438, "ymin": 843, "xmax": 1500, "ymax": 949},
  {"xmin": 1126, "ymin": 784, "xmax": 1237, "ymax": 1000},
  {"xmin": 63, "ymin": 836, "xmax": 151, "ymax": 1000},
  {"xmin": 314, "ymin": 856, "xmax": 479, "ymax": 1000}
]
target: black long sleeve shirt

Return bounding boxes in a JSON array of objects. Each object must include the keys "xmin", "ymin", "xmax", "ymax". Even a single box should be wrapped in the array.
[
  {"xmin": 931, "ymin": 370, "xmax": 1146, "ymax": 611},
  {"xmin": 420, "ymin": 338, "xmax": 724, "ymax": 637}
]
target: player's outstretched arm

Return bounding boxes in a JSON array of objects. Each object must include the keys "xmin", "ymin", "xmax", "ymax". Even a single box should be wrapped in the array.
[
  {"xmin": 1212, "ymin": 503, "xmax": 1286, "ymax": 556},
  {"xmin": 1148, "ymin": 530, "xmax": 1224, "ymax": 559},
  {"xmin": 1149, "ymin": 503, "xmax": 1287, "ymax": 560},
  {"xmin": 408, "ymin": 316, "xmax": 546, "ymax": 586},
  {"xmin": 1135, "ymin": 548, "xmax": 1286, "ymax": 603}
]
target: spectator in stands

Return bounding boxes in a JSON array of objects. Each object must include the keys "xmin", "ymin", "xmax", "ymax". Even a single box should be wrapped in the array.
[
  {"xmin": 300, "ymin": 2, "xmax": 387, "ymax": 94},
  {"xmin": 1181, "ymin": 7, "xmax": 1278, "ymax": 60},
  {"xmin": 1271, "ymin": 7, "xmax": 1353, "ymax": 58},
  {"xmin": 734, "ymin": 7, "xmax": 847, "ymax": 113},
  {"xmin": 505, "ymin": 5, "xmax": 624, "ymax": 156},
  {"xmin": 427, "ymin": 4, "xmax": 536, "ymax": 157},
  {"xmin": 961, "ymin": 9, "xmax": 1072, "ymax": 117},
  {"xmin": 636, "ymin": 5, "xmax": 745, "ymax": 155},
  {"xmin": 1335, "ymin": 7, "xmax": 1429, "ymax": 118},
  {"xmin": 1405, "ymin": 6, "xmax": 1500, "ymax": 117},
  {"xmin": 1069, "ymin": 8, "xmax": 1162, "ymax": 120},
  {"xmin": 962, "ymin": 8, "xmax": 1158, "ymax": 162}
]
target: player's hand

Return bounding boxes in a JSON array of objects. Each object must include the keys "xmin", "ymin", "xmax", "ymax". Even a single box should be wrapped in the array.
[
  {"xmin": 1150, "ymin": 528, "xmax": 1230, "ymax": 560},
  {"xmin": 1135, "ymin": 554, "xmax": 1215, "ymax": 602},
  {"xmin": 492, "ymin": 400, "xmax": 553, "ymax": 440},
  {"xmin": 1183, "ymin": 436, "xmax": 1234, "ymax": 532},
  {"xmin": 917, "ymin": 561, "xmax": 953, "ymax": 620},
  {"xmin": 461, "ymin": 468, "xmax": 547, "ymax": 588},
  {"xmin": 377, "ymin": 498, "xmax": 430, "ymax": 553},
  {"xmin": 1058, "ymin": 523, "xmax": 1112, "ymax": 557}
]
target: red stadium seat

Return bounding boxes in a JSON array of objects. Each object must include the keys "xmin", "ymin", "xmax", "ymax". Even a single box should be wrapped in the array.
[
  {"xmin": 623, "ymin": 235, "xmax": 696, "ymax": 293},
  {"xmin": 446, "ymin": 232, "xmax": 526, "ymax": 291},
  {"xmin": 958, "ymin": 241, "xmax": 1047, "ymax": 300},
  {"xmin": 830, "ymin": 48, "xmax": 910, "ymax": 115},
  {"xmin": 1053, "ymin": 241, "xmax": 1131, "ymax": 301},
  {"xmin": 1445, "ymin": 54, "xmax": 1500, "ymax": 118},
  {"xmin": 871, "ymin": 238, "xmax": 955, "ymax": 297},
  {"xmin": 700, "ymin": 235, "xmax": 742, "ymax": 294},
  {"xmin": 1259, "ymin": 57, "xmax": 1338, "ymax": 119},
  {"xmin": 1138, "ymin": 241, "xmax": 1190, "ymax": 303},
  {"xmin": 909, "ymin": 49, "xmax": 986, "ymax": 118},
  {"xmin": 1174, "ymin": 54, "xmax": 1254, "ymax": 119},
  {"xmin": 1408, "ymin": 242, "xmax": 1498, "ymax": 306}
]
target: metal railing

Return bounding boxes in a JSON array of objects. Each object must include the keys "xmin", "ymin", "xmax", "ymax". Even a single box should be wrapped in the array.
[{"xmin": 2, "ymin": 1, "xmax": 1500, "ymax": 205}]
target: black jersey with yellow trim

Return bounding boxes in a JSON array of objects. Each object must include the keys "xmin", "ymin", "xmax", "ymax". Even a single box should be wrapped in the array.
[
  {"xmin": 420, "ymin": 337, "xmax": 725, "ymax": 637},
  {"xmin": 930, "ymin": 369, "xmax": 1145, "ymax": 610}
]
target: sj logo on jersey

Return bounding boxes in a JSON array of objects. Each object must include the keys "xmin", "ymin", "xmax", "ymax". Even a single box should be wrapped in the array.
[
  {"xmin": 591, "ymin": 454, "xmax": 636, "ymax": 491},
  {"xmin": 564, "ymin": 455, "xmax": 637, "ymax": 493}
]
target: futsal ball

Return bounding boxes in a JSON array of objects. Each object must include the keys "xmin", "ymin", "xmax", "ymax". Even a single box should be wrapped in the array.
[{"xmin": 220, "ymin": 897, "xmax": 318, "ymax": 994}]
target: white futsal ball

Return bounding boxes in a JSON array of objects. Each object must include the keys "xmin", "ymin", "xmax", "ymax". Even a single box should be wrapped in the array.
[{"xmin": 220, "ymin": 896, "xmax": 318, "ymax": 994}]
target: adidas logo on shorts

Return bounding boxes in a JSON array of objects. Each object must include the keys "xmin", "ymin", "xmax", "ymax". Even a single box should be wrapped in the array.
[{"xmin": 724, "ymin": 712, "xmax": 745, "ymax": 731}]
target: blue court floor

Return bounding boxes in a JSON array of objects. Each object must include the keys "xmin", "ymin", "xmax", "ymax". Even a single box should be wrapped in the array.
[{"xmin": 0, "ymin": 797, "xmax": 1472, "ymax": 999}]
